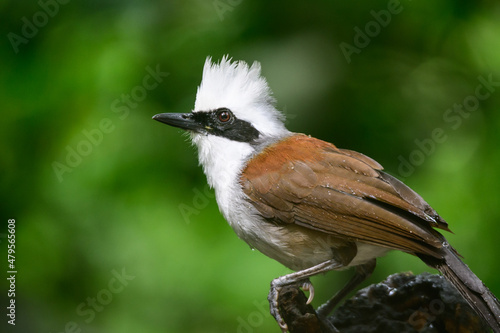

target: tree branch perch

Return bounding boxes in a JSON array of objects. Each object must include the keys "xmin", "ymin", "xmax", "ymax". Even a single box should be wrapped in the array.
[{"xmin": 277, "ymin": 272, "xmax": 490, "ymax": 333}]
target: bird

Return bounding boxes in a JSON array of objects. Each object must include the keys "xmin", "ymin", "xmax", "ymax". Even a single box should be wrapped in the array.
[{"xmin": 153, "ymin": 56, "xmax": 500, "ymax": 332}]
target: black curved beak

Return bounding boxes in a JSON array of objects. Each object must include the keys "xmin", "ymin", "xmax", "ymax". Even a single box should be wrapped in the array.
[{"xmin": 152, "ymin": 113, "xmax": 202, "ymax": 131}]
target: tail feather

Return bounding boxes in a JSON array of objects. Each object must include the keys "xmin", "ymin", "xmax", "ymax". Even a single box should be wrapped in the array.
[{"xmin": 420, "ymin": 245, "xmax": 500, "ymax": 332}]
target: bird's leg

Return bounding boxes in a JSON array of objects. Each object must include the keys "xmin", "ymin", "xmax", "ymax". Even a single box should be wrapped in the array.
[
  {"xmin": 316, "ymin": 259, "xmax": 376, "ymax": 318},
  {"xmin": 268, "ymin": 259, "xmax": 344, "ymax": 332}
]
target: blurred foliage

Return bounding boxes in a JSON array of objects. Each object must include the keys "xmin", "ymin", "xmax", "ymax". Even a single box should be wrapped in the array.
[{"xmin": 1, "ymin": 0, "xmax": 500, "ymax": 332}]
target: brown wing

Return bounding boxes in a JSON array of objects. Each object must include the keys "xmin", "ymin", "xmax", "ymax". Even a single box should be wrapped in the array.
[{"xmin": 241, "ymin": 134, "xmax": 451, "ymax": 258}]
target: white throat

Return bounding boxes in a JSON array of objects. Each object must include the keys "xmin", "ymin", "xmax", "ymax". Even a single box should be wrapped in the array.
[{"xmin": 191, "ymin": 133, "xmax": 254, "ymax": 218}]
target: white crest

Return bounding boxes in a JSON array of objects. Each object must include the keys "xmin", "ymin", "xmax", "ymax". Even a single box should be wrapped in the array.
[{"xmin": 194, "ymin": 56, "xmax": 288, "ymax": 137}]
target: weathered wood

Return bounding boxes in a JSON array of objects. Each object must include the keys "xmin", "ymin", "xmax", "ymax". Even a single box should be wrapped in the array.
[{"xmin": 278, "ymin": 272, "xmax": 490, "ymax": 333}]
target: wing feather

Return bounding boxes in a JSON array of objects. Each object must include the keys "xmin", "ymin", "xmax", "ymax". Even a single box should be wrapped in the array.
[{"xmin": 241, "ymin": 134, "xmax": 450, "ymax": 258}]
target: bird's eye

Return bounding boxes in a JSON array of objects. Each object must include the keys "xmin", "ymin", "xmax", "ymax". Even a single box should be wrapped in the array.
[{"xmin": 217, "ymin": 109, "xmax": 232, "ymax": 123}]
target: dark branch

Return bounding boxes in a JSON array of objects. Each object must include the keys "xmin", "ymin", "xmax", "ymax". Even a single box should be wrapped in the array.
[{"xmin": 278, "ymin": 272, "xmax": 490, "ymax": 333}]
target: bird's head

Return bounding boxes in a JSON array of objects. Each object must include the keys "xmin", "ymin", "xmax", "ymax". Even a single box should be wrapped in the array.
[
  {"xmin": 153, "ymin": 56, "xmax": 291, "ymax": 189},
  {"xmin": 154, "ymin": 56, "xmax": 290, "ymax": 148}
]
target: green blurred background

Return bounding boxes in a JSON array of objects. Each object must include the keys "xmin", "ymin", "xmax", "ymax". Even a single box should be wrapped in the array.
[{"xmin": 2, "ymin": 0, "xmax": 500, "ymax": 332}]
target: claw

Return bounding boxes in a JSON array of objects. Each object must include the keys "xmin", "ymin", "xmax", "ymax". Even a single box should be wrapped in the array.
[
  {"xmin": 268, "ymin": 279, "xmax": 317, "ymax": 332},
  {"xmin": 266, "ymin": 260, "xmax": 344, "ymax": 332},
  {"xmin": 268, "ymin": 284, "xmax": 289, "ymax": 332},
  {"xmin": 301, "ymin": 280, "xmax": 315, "ymax": 305}
]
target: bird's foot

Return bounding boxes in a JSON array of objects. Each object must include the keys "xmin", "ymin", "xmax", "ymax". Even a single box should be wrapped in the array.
[{"xmin": 268, "ymin": 277, "xmax": 315, "ymax": 332}]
